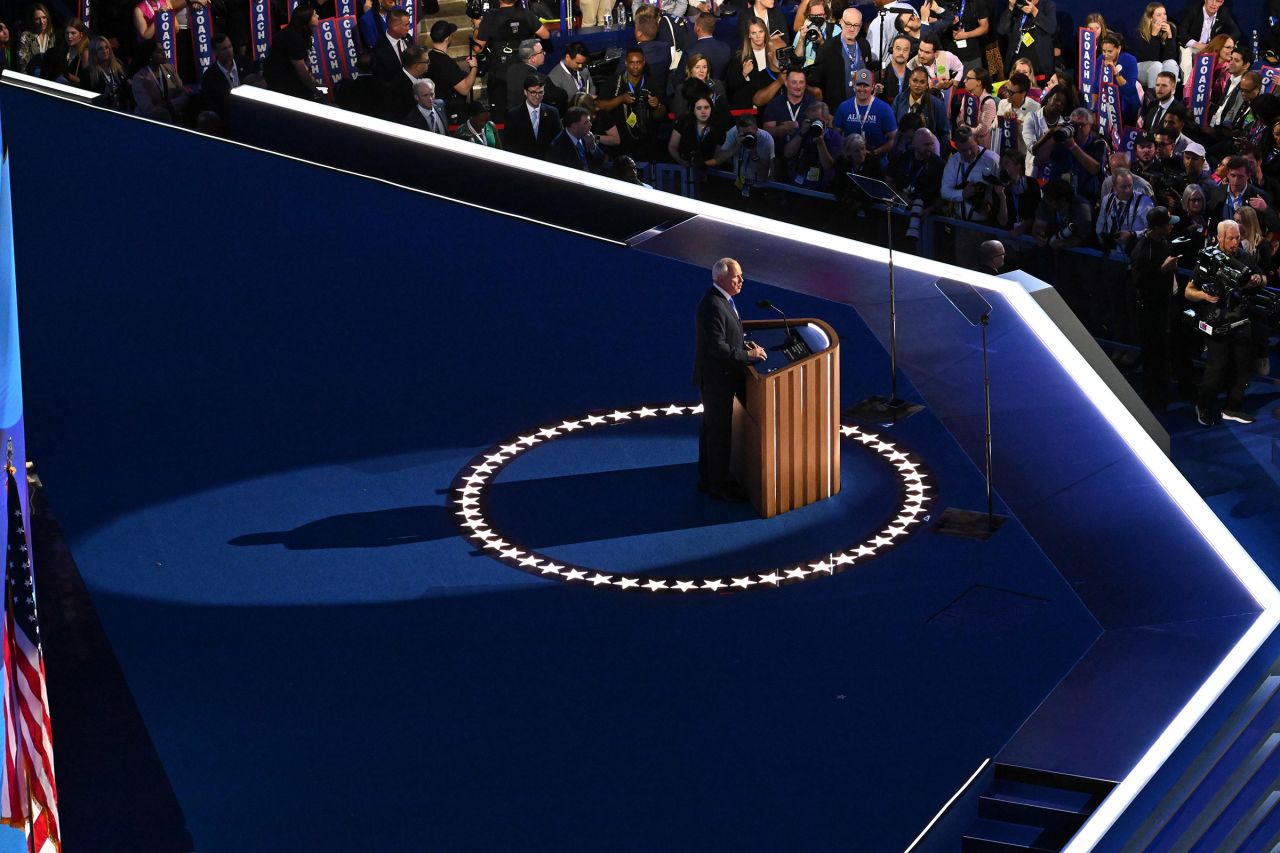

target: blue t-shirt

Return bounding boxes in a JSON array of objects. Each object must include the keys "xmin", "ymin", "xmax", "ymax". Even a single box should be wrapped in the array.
[{"xmin": 834, "ymin": 96, "xmax": 897, "ymax": 153}]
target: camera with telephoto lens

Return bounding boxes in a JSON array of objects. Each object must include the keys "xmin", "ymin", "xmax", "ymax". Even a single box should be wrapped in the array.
[
  {"xmin": 1051, "ymin": 122, "xmax": 1072, "ymax": 144},
  {"xmin": 636, "ymin": 88, "xmax": 652, "ymax": 102},
  {"xmin": 805, "ymin": 119, "xmax": 825, "ymax": 139},
  {"xmin": 805, "ymin": 18, "xmax": 824, "ymax": 42},
  {"xmin": 740, "ymin": 132, "xmax": 758, "ymax": 150},
  {"xmin": 1193, "ymin": 244, "xmax": 1260, "ymax": 331},
  {"xmin": 983, "ymin": 171, "xmax": 1011, "ymax": 187}
]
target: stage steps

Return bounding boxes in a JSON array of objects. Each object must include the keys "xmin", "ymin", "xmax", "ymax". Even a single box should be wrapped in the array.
[
  {"xmin": 961, "ymin": 764, "xmax": 1114, "ymax": 852},
  {"xmin": 1123, "ymin": 669, "xmax": 1280, "ymax": 852}
]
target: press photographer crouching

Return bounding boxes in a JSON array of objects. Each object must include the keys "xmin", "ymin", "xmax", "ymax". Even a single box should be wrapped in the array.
[
  {"xmin": 781, "ymin": 102, "xmax": 843, "ymax": 190},
  {"xmin": 1186, "ymin": 220, "xmax": 1269, "ymax": 425}
]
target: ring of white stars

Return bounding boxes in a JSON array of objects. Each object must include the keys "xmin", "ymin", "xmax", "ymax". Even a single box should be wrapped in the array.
[{"xmin": 449, "ymin": 403, "xmax": 934, "ymax": 594}]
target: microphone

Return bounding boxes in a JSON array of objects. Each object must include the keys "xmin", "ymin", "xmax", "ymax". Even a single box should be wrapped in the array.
[{"xmin": 757, "ymin": 299, "xmax": 793, "ymax": 340}]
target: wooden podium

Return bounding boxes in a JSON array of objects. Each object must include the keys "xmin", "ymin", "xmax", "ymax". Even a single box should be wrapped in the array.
[{"xmin": 730, "ymin": 318, "xmax": 841, "ymax": 519}]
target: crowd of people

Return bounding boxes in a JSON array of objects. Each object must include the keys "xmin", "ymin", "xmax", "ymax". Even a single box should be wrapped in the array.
[{"xmin": 4, "ymin": 0, "xmax": 1279, "ymax": 422}]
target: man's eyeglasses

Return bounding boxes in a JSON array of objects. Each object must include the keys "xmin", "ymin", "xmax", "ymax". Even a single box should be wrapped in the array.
[{"xmin": 841, "ymin": 20, "xmax": 860, "ymax": 28}]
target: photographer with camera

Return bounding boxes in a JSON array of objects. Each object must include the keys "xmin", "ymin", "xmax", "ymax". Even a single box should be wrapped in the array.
[
  {"xmin": 1032, "ymin": 106, "xmax": 1106, "ymax": 205},
  {"xmin": 1033, "ymin": 178, "xmax": 1092, "ymax": 249},
  {"xmin": 941, "ymin": 124, "xmax": 1000, "ymax": 221},
  {"xmin": 473, "ymin": 0, "xmax": 549, "ymax": 114},
  {"xmin": 889, "ymin": 127, "xmax": 945, "ymax": 241},
  {"xmin": 427, "ymin": 22, "xmax": 478, "ymax": 119},
  {"xmin": 1097, "ymin": 167, "xmax": 1154, "ymax": 255},
  {"xmin": 781, "ymin": 101, "xmax": 842, "ymax": 189},
  {"xmin": 992, "ymin": 147, "xmax": 1039, "ymax": 233},
  {"xmin": 714, "ymin": 113, "xmax": 777, "ymax": 195},
  {"xmin": 1187, "ymin": 219, "xmax": 1264, "ymax": 424},
  {"xmin": 762, "ymin": 67, "xmax": 816, "ymax": 143},
  {"xmin": 598, "ymin": 46, "xmax": 665, "ymax": 159},
  {"xmin": 790, "ymin": 0, "xmax": 837, "ymax": 70}
]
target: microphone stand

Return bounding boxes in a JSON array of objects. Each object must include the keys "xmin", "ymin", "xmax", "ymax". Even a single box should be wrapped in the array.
[{"xmin": 843, "ymin": 173, "xmax": 925, "ymax": 423}]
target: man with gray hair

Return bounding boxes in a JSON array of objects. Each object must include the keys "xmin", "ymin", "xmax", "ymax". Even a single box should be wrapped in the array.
[
  {"xmin": 505, "ymin": 38, "xmax": 548, "ymax": 115},
  {"xmin": 1096, "ymin": 167, "xmax": 1154, "ymax": 253},
  {"xmin": 1032, "ymin": 106, "xmax": 1106, "ymax": 204},
  {"xmin": 403, "ymin": 78, "xmax": 450, "ymax": 133},
  {"xmin": 693, "ymin": 257, "xmax": 767, "ymax": 502}
]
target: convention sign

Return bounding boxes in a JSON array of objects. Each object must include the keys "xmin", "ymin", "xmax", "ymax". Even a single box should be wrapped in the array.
[
  {"xmin": 191, "ymin": 3, "xmax": 216, "ymax": 73},
  {"xmin": 1189, "ymin": 53, "xmax": 1215, "ymax": 127},
  {"xmin": 251, "ymin": 0, "xmax": 272, "ymax": 61},
  {"xmin": 1079, "ymin": 27, "xmax": 1098, "ymax": 108},
  {"xmin": 157, "ymin": 9, "xmax": 178, "ymax": 66}
]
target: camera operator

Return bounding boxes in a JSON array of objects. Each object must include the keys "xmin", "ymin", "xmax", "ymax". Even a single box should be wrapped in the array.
[
  {"xmin": 761, "ymin": 67, "xmax": 816, "ymax": 144},
  {"xmin": 781, "ymin": 101, "xmax": 842, "ymax": 189},
  {"xmin": 1032, "ymin": 179, "xmax": 1092, "ymax": 249},
  {"xmin": 427, "ymin": 22, "xmax": 478, "ymax": 120},
  {"xmin": 1129, "ymin": 205, "xmax": 1182, "ymax": 409},
  {"xmin": 598, "ymin": 46, "xmax": 666, "ymax": 160},
  {"xmin": 714, "ymin": 114, "xmax": 777, "ymax": 195},
  {"xmin": 791, "ymin": 0, "xmax": 837, "ymax": 70},
  {"xmin": 1187, "ymin": 219, "xmax": 1265, "ymax": 424},
  {"xmin": 1096, "ymin": 168, "xmax": 1154, "ymax": 255},
  {"xmin": 889, "ymin": 127, "xmax": 944, "ymax": 241},
  {"xmin": 1032, "ymin": 106, "xmax": 1106, "ymax": 205},
  {"xmin": 1022, "ymin": 84, "xmax": 1068, "ymax": 177},
  {"xmin": 993, "ymin": 148, "xmax": 1040, "ymax": 234},
  {"xmin": 941, "ymin": 124, "xmax": 1001, "ymax": 222},
  {"xmin": 473, "ymin": 0, "xmax": 549, "ymax": 114}
]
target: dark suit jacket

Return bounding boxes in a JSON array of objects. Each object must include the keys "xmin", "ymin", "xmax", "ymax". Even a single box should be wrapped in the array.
[
  {"xmin": 401, "ymin": 101, "xmax": 450, "ymax": 133},
  {"xmin": 372, "ymin": 34, "xmax": 407, "ymax": 87},
  {"xmin": 680, "ymin": 35, "xmax": 731, "ymax": 83},
  {"xmin": 807, "ymin": 35, "xmax": 875, "ymax": 113},
  {"xmin": 546, "ymin": 130, "xmax": 607, "ymax": 171},
  {"xmin": 502, "ymin": 102, "xmax": 562, "ymax": 157},
  {"xmin": 1178, "ymin": 3, "xmax": 1241, "ymax": 47},
  {"xmin": 1205, "ymin": 183, "xmax": 1280, "ymax": 232},
  {"xmin": 692, "ymin": 287, "xmax": 749, "ymax": 392},
  {"xmin": 201, "ymin": 57, "xmax": 253, "ymax": 118},
  {"xmin": 1138, "ymin": 96, "xmax": 1191, "ymax": 133},
  {"xmin": 382, "ymin": 70, "xmax": 416, "ymax": 121}
]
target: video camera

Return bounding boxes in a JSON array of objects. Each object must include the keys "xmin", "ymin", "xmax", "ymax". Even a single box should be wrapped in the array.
[{"xmin": 1192, "ymin": 244, "xmax": 1260, "ymax": 333}]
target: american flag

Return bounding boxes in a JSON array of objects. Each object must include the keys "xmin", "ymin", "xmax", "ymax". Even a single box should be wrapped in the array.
[{"xmin": 0, "ymin": 465, "xmax": 59, "ymax": 852}]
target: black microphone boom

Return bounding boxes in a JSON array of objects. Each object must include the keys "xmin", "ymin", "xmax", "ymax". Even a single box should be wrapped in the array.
[{"xmin": 756, "ymin": 299, "xmax": 792, "ymax": 338}]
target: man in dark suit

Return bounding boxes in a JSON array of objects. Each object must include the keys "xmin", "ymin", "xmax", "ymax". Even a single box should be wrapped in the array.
[
  {"xmin": 1179, "ymin": 0, "xmax": 1241, "ymax": 53},
  {"xmin": 504, "ymin": 39, "xmax": 548, "ymax": 113},
  {"xmin": 547, "ymin": 106, "xmax": 607, "ymax": 171},
  {"xmin": 1138, "ymin": 70, "xmax": 1191, "ymax": 132},
  {"xmin": 201, "ymin": 33, "xmax": 256, "ymax": 119},
  {"xmin": 678, "ymin": 13, "xmax": 731, "ymax": 82},
  {"xmin": 693, "ymin": 258, "xmax": 768, "ymax": 502},
  {"xmin": 808, "ymin": 6, "xmax": 875, "ymax": 113},
  {"xmin": 382, "ymin": 45, "xmax": 429, "ymax": 121},
  {"xmin": 401, "ymin": 78, "xmax": 450, "ymax": 133},
  {"xmin": 372, "ymin": 7, "xmax": 412, "ymax": 86},
  {"xmin": 503, "ymin": 75, "xmax": 562, "ymax": 156},
  {"xmin": 1205, "ymin": 155, "xmax": 1280, "ymax": 231}
]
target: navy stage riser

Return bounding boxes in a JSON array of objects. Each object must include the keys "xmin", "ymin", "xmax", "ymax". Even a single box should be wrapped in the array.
[{"xmin": 977, "ymin": 796, "xmax": 1090, "ymax": 837}]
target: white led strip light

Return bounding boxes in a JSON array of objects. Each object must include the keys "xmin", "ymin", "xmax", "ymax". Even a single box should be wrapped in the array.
[{"xmin": 449, "ymin": 403, "xmax": 933, "ymax": 593}]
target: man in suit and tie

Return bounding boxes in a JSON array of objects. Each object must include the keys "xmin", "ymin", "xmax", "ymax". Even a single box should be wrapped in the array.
[
  {"xmin": 382, "ymin": 45, "xmax": 429, "ymax": 120},
  {"xmin": 693, "ymin": 258, "xmax": 768, "ymax": 502},
  {"xmin": 502, "ymin": 75, "xmax": 562, "ymax": 157},
  {"xmin": 402, "ymin": 77, "xmax": 450, "ymax": 133},
  {"xmin": 373, "ymin": 7, "xmax": 413, "ymax": 86},
  {"xmin": 201, "ymin": 33, "xmax": 258, "ymax": 120},
  {"xmin": 678, "ymin": 13, "xmax": 730, "ymax": 81},
  {"xmin": 504, "ymin": 39, "xmax": 549, "ymax": 115},
  {"xmin": 1205, "ymin": 155, "xmax": 1280, "ymax": 232},
  {"xmin": 1138, "ymin": 71, "xmax": 1191, "ymax": 133},
  {"xmin": 547, "ymin": 106, "xmax": 606, "ymax": 171}
]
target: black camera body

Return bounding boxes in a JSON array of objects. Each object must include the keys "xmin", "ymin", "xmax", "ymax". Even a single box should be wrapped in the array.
[
  {"xmin": 740, "ymin": 132, "xmax": 758, "ymax": 150},
  {"xmin": 1051, "ymin": 123, "xmax": 1072, "ymax": 144},
  {"xmin": 1193, "ymin": 245, "xmax": 1259, "ymax": 332},
  {"xmin": 804, "ymin": 119, "xmax": 825, "ymax": 139}
]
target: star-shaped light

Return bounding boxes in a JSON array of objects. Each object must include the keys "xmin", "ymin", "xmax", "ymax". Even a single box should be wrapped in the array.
[
  {"xmin": 539, "ymin": 564, "xmax": 564, "ymax": 575},
  {"xmin": 617, "ymin": 577, "xmax": 640, "ymax": 589},
  {"xmin": 608, "ymin": 410, "xmax": 631, "ymax": 422},
  {"xmin": 689, "ymin": 403, "xmax": 704, "ymax": 413},
  {"xmin": 563, "ymin": 569, "xmax": 587, "ymax": 581},
  {"xmin": 808, "ymin": 560, "xmax": 833, "ymax": 574},
  {"xmin": 871, "ymin": 535, "xmax": 894, "ymax": 548},
  {"xmin": 854, "ymin": 544, "xmax": 876, "ymax": 557},
  {"xmin": 785, "ymin": 567, "xmax": 809, "ymax": 580},
  {"xmin": 500, "ymin": 547, "xmax": 522, "ymax": 560},
  {"xmin": 702, "ymin": 579, "xmax": 725, "ymax": 591},
  {"xmin": 518, "ymin": 555, "xmax": 542, "ymax": 568},
  {"xmin": 538, "ymin": 427, "xmax": 560, "ymax": 439},
  {"xmin": 674, "ymin": 580, "xmax": 696, "ymax": 592},
  {"xmin": 588, "ymin": 573, "xmax": 614, "ymax": 586},
  {"xmin": 636, "ymin": 407, "xmax": 658, "ymax": 418},
  {"xmin": 518, "ymin": 435, "xmax": 540, "ymax": 446},
  {"xmin": 759, "ymin": 572, "xmax": 781, "ymax": 585},
  {"xmin": 833, "ymin": 554, "xmax": 856, "ymax": 566},
  {"xmin": 584, "ymin": 415, "xmax": 607, "ymax": 425},
  {"xmin": 559, "ymin": 420, "xmax": 583, "ymax": 432},
  {"xmin": 645, "ymin": 579, "xmax": 668, "ymax": 591},
  {"xmin": 499, "ymin": 443, "xmax": 523, "ymax": 455},
  {"xmin": 731, "ymin": 577, "xmax": 754, "ymax": 589},
  {"xmin": 662, "ymin": 405, "xmax": 686, "ymax": 416}
]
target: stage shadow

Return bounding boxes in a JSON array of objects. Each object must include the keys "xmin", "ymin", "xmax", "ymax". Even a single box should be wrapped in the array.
[{"xmin": 227, "ymin": 505, "xmax": 456, "ymax": 550}]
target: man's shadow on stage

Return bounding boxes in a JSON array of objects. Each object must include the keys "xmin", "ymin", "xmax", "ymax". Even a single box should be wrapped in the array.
[{"xmin": 227, "ymin": 506, "xmax": 457, "ymax": 550}]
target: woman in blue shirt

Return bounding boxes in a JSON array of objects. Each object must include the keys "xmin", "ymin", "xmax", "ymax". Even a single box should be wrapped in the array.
[{"xmin": 1099, "ymin": 31, "xmax": 1140, "ymax": 125}]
